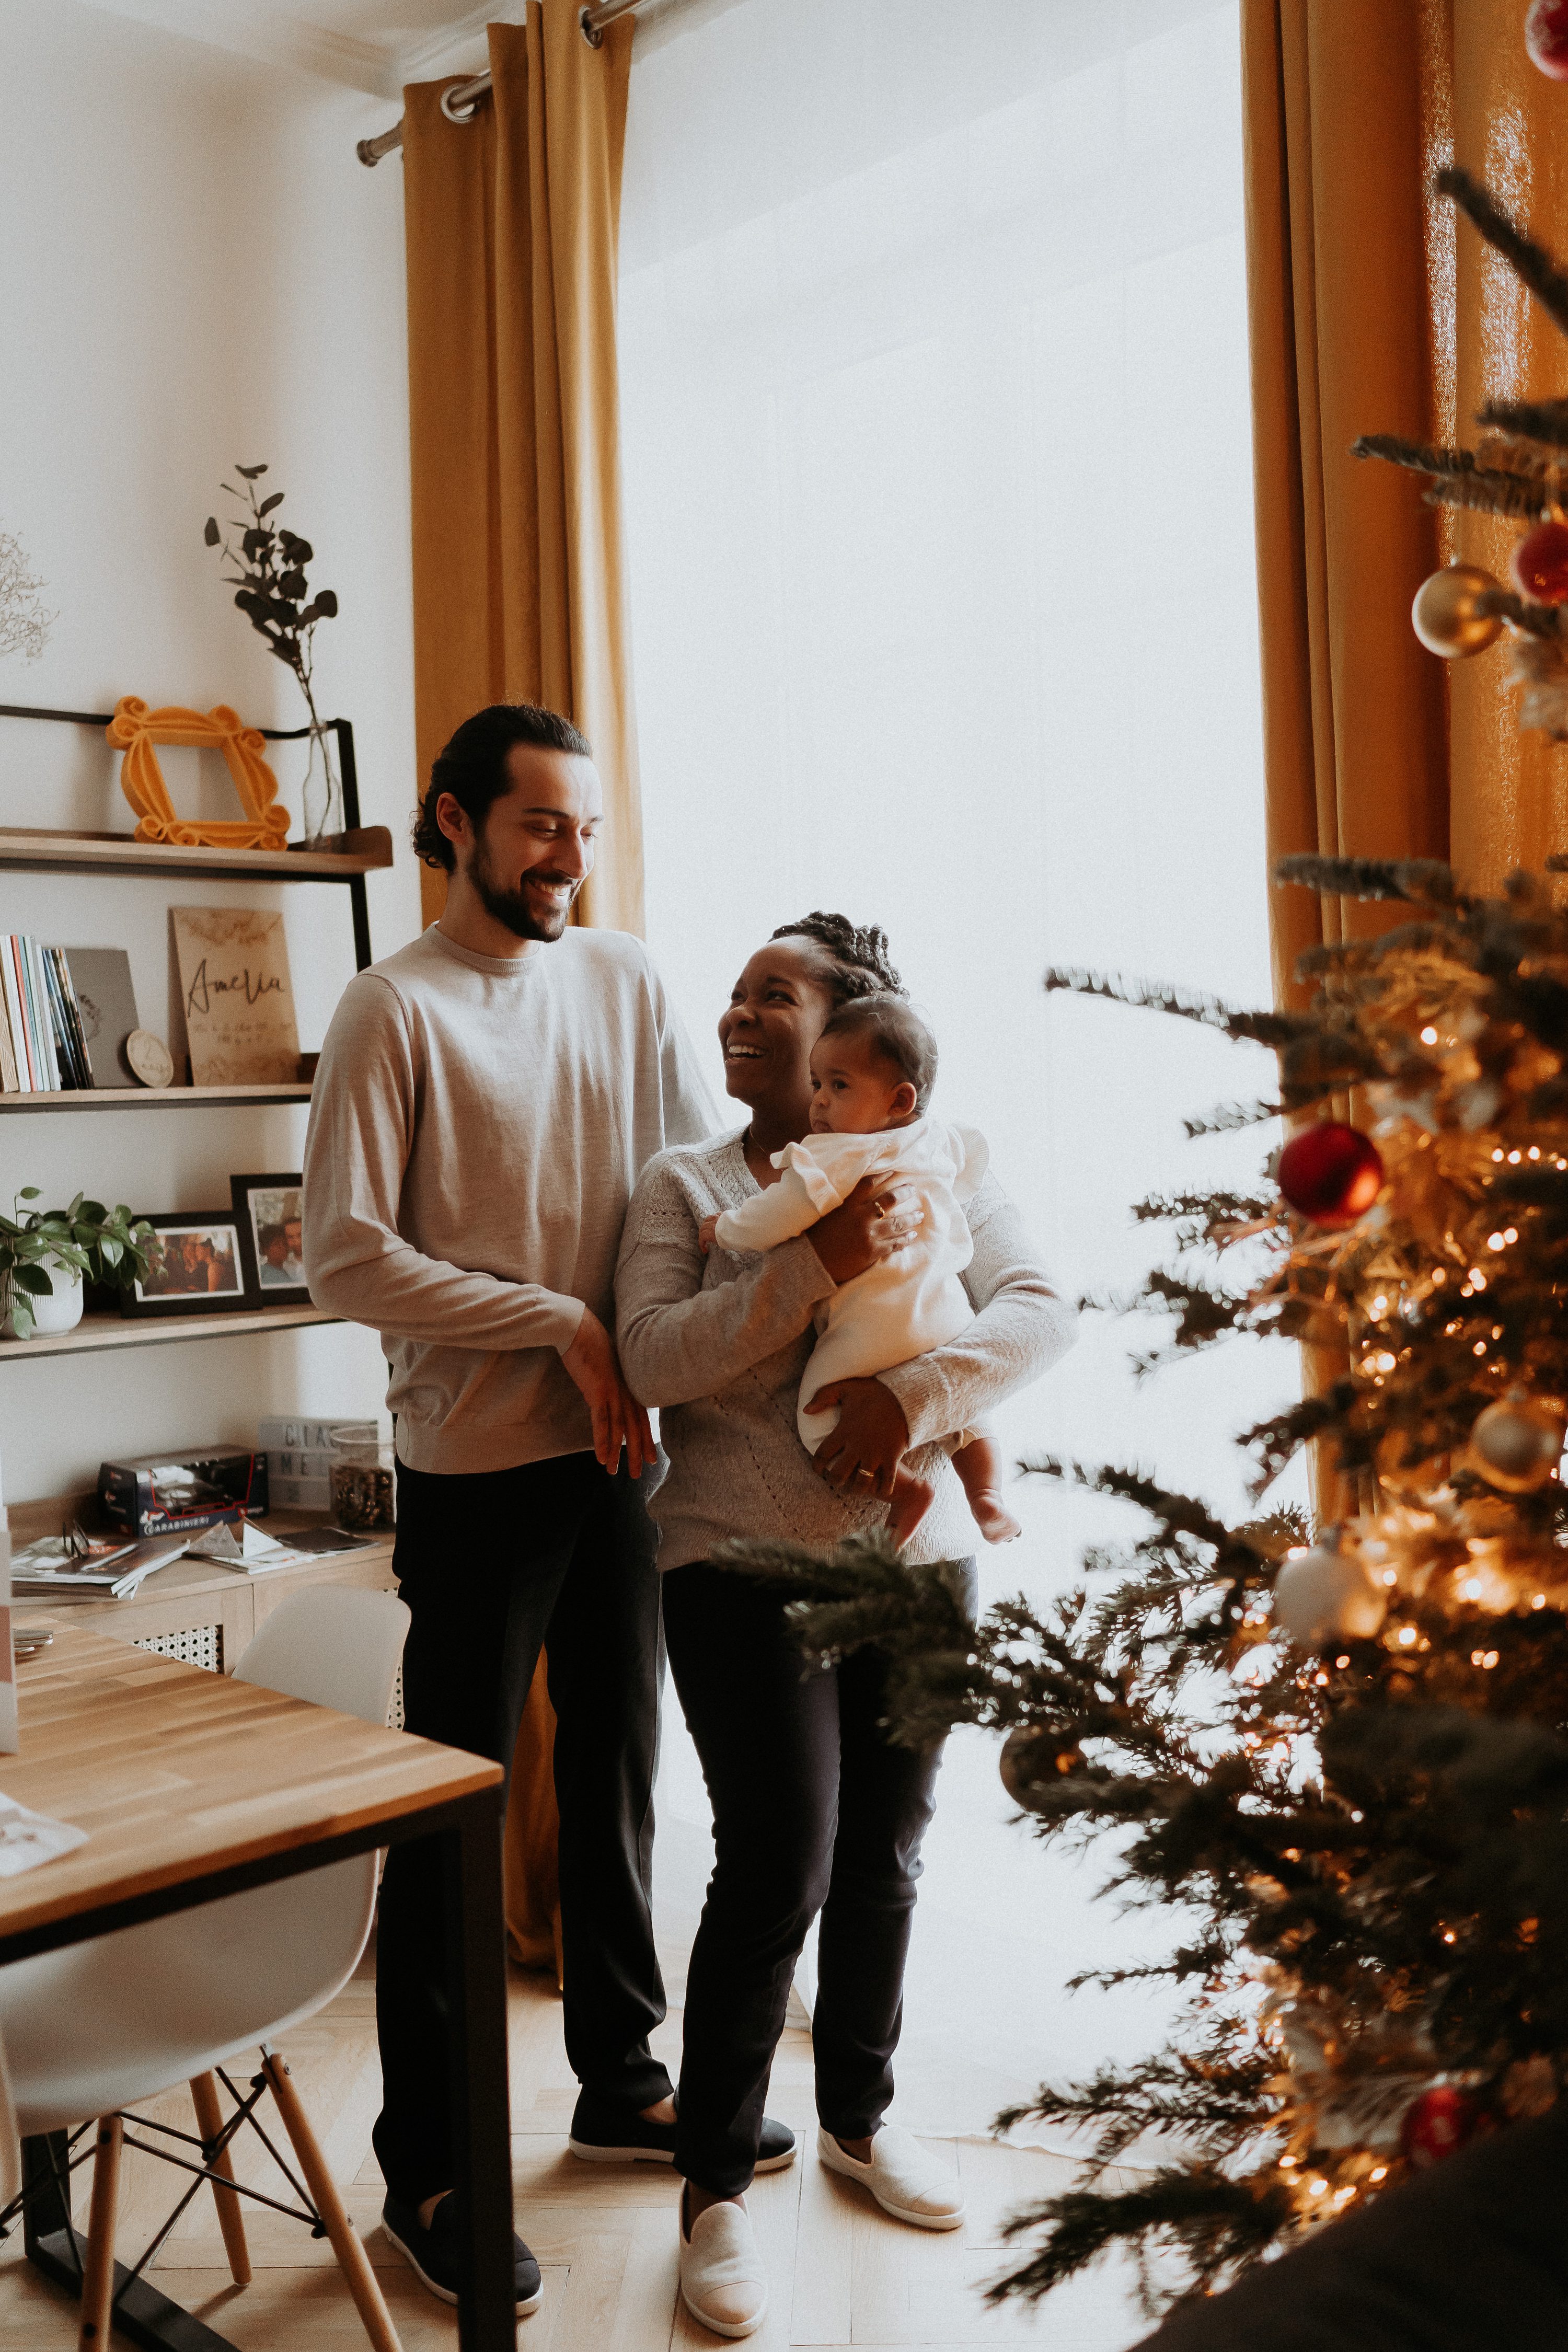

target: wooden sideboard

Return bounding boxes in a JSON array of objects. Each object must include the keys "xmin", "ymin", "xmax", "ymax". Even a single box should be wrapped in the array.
[{"xmin": 9, "ymin": 1487, "xmax": 398, "ymax": 1682}]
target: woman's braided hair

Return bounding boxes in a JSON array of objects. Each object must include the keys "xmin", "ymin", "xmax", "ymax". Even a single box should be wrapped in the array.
[{"xmin": 769, "ymin": 912, "xmax": 905, "ymax": 1009}]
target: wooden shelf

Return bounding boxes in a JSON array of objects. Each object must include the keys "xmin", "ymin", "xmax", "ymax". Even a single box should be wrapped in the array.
[
  {"xmin": 0, "ymin": 1081, "xmax": 314, "ymax": 1113},
  {"xmin": 0, "ymin": 1304, "xmax": 340, "ymax": 1362},
  {"xmin": 0, "ymin": 824, "xmax": 393, "ymax": 885}
]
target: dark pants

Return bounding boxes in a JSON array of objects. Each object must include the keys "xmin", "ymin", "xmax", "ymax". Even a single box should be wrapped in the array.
[
  {"xmin": 372, "ymin": 1452, "xmax": 674, "ymax": 2206},
  {"xmin": 662, "ymin": 1560, "xmax": 969, "ymax": 2198}
]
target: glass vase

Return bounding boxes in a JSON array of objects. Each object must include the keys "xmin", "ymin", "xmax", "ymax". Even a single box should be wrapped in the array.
[{"xmin": 300, "ymin": 722, "xmax": 344, "ymax": 847}]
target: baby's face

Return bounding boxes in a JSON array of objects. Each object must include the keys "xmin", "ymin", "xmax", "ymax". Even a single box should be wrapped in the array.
[{"xmin": 808, "ymin": 1035, "xmax": 911, "ymax": 1134}]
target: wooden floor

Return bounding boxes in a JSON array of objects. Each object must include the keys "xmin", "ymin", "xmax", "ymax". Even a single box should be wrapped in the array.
[{"xmin": 0, "ymin": 1941, "xmax": 1144, "ymax": 2350}]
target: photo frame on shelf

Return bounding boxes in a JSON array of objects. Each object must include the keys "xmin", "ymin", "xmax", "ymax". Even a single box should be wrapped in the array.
[
  {"xmin": 119, "ymin": 1212, "xmax": 248, "ymax": 1319},
  {"xmin": 230, "ymin": 1173, "xmax": 308, "ymax": 1307}
]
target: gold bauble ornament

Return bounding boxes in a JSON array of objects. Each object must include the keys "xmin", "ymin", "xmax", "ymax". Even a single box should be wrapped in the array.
[
  {"xmin": 1411, "ymin": 563, "xmax": 1505, "ymax": 658},
  {"xmin": 998, "ymin": 1726, "xmax": 1080, "ymax": 1811},
  {"xmin": 1469, "ymin": 1389, "xmax": 1567, "ymax": 1493}
]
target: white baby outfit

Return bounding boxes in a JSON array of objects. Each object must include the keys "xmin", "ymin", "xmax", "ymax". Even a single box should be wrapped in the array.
[{"xmin": 712, "ymin": 1115, "xmax": 990, "ymax": 1451}]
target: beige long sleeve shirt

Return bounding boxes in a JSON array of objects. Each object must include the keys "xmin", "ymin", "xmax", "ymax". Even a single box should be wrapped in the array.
[{"xmin": 302, "ymin": 923, "xmax": 717, "ymax": 1475}]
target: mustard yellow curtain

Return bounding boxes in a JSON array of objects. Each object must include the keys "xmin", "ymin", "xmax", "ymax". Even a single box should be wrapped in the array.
[
  {"xmin": 1244, "ymin": 0, "xmax": 1568, "ymax": 1012},
  {"xmin": 402, "ymin": 1, "xmax": 640, "ymax": 1973},
  {"xmin": 1243, "ymin": 2, "xmax": 1568, "ymax": 1523},
  {"xmin": 402, "ymin": 3, "xmax": 642, "ymax": 939}
]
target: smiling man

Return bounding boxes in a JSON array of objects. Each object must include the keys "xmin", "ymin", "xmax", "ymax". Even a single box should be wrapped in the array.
[{"xmin": 302, "ymin": 703, "xmax": 721, "ymax": 2314}]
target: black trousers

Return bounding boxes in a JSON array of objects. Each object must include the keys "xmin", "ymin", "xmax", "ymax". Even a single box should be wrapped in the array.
[
  {"xmin": 662, "ymin": 1560, "xmax": 969, "ymax": 2198},
  {"xmin": 372, "ymin": 1452, "xmax": 674, "ymax": 2206}
]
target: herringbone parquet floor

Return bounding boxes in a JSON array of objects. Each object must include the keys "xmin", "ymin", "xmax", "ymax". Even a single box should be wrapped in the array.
[{"xmin": 0, "ymin": 1938, "xmax": 1145, "ymax": 2350}]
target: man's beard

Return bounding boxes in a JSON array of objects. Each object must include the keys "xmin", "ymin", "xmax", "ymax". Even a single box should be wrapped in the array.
[{"xmin": 470, "ymin": 836, "xmax": 578, "ymax": 942}]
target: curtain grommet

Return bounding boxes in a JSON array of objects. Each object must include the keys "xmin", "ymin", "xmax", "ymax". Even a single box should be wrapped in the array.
[{"xmin": 580, "ymin": 6, "xmax": 605, "ymax": 46}]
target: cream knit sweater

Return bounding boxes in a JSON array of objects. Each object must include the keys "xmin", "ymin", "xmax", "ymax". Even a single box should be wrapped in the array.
[{"xmin": 615, "ymin": 1131, "xmax": 1076, "ymax": 1571}]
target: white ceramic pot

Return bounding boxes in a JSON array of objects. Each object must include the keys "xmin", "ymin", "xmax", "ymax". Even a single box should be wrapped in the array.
[{"xmin": 2, "ymin": 1258, "xmax": 85, "ymax": 1340}]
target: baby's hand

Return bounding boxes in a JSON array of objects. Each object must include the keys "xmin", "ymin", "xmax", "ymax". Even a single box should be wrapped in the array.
[{"xmin": 698, "ymin": 1214, "xmax": 721, "ymax": 1256}]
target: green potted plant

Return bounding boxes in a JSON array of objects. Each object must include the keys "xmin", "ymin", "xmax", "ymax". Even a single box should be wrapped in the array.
[{"xmin": 0, "ymin": 1191, "xmax": 153, "ymax": 1340}]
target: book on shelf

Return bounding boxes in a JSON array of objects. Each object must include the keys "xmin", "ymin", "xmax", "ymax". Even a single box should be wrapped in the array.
[{"xmin": 0, "ymin": 936, "xmax": 124, "ymax": 1094}]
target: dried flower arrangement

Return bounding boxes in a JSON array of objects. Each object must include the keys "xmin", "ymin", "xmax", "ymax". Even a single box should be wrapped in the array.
[
  {"xmin": 203, "ymin": 465, "xmax": 342, "ymax": 841},
  {"xmin": 0, "ymin": 526, "xmax": 54, "ymax": 664}
]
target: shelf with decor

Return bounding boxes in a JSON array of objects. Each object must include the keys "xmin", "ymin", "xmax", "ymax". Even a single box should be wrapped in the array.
[
  {"xmin": 0, "ymin": 821, "xmax": 391, "ymax": 885},
  {"xmin": 0, "ymin": 702, "xmax": 377, "ymax": 1113},
  {"xmin": 0, "ymin": 1303, "xmax": 340, "ymax": 1362},
  {"xmin": 0, "ymin": 701, "xmax": 378, "ymax": 974},
  {"xmin": 0, "ymin": 1082, "xmax": 315, "ymax": 1115}
]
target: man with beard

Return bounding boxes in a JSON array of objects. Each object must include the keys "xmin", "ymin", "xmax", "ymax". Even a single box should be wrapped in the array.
[{"xmin": 302, "ymin": 703, "xmax": 738, "ymax": 2312}]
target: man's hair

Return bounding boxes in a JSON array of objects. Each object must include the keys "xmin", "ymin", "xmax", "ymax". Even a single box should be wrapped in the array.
[
  {"xmin": 411, "ymin": 702, "xmax": 592, "ymax": 872},
  {"xmin": 818, "ymin": 991, "xmax": 938, "ymax": 1112},
  {"xmin": 770, "ymin": 911, "xmax": 905, "ymax": 1008}
]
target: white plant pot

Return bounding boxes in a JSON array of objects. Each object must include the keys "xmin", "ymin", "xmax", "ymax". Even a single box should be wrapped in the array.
[{"xmin": 2, "ymin": 1260, "xmax": 85, "ymax": 1340}]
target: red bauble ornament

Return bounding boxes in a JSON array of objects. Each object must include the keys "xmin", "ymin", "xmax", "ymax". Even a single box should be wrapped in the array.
[
  {"xmin": 1400, "ymin": 2085, "xmax": 1481, "ymax": 2167},
  {"xmin": 1511, "ymin": 517, "xmax": 1568, "ymax": 604},
  {"xmin": 1526, "ymin": 0, "xmax": 1568, "ymax": 78},
  {"xmin": 1277, "ymin": 1124, "xmax": 1385, "ymax": 1229}
]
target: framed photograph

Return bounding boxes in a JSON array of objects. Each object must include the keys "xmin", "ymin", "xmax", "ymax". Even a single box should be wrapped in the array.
[
  {"xmin": 230, "ymin": 1173, "xmax": 309, "ymax": 1306},
  {"xmin": 121, "ymin": 1213, "xmax": 248, "ymax": 1318}
]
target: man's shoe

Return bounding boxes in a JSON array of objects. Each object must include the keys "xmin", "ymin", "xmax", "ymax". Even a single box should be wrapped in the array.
[
  {"xmin": 569, "ymin": 2089, "xmax": 796, "ymax": 2172},
  {"xmin": 382, "ymin": 2188, "xmax": 544, "ymax": 2311}
]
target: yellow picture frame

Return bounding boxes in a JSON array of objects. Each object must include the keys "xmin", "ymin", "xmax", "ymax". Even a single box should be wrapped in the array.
[{"xmin": 106, "ymin": 698, "xmax": 292, "ymax": 850}]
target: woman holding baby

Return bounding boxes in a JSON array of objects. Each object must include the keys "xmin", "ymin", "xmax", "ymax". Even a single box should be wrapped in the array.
[{"xmin": 615, "ymin": 911, "xmax": 1075, "ymax": 2337}]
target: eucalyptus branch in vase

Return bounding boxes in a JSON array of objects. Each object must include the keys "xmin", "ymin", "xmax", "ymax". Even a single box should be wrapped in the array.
[{"xmin": 203, "ymin": 465, "xmax": 342, "ymax": 843}]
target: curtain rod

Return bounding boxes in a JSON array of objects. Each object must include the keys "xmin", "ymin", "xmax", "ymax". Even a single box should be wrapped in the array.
[{"xmin": 357, "ymin": 0, "xmax": 643, "ymax": 165}]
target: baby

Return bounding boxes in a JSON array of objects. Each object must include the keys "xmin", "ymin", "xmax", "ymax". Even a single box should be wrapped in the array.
[{"xmin": 698, "ymin": 993, "xmax": 1019, "ymax": 1548}]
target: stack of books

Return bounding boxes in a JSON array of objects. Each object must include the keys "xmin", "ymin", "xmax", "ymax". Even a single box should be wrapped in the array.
[{"xmin": 1, "ymin": 937, "xmax": 91, "ymax": 1093}]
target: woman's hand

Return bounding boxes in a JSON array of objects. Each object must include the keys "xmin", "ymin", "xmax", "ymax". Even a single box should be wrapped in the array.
[
  {"xmin": 561, "ymin": 1306, "xmax": 655, "ymax": 1478},
  {"xmin": 804, "ymin": 1375, "xmax": 910, "ymax": 1498},
  {"xmin": 809, "ymin": 1175, "xmax": 921, "ymax": 1285},
  {"xmin": 698, "ymin": 1214, "xmax": 720, "ymax": 1256}
]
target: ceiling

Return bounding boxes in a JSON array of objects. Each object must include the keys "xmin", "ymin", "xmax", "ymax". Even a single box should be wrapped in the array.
[{"xmin": 77, "ymin": 0, "xmax": 517, "ymax": 99}]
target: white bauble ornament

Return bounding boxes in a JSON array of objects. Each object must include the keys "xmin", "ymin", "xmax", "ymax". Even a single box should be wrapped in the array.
[
  {"xmin": 1271, "ymin": 1542, "xmax": 1387, "ymax": 1648},
  {"xmin": 1469, "ymin": 1390, "xmax": 1566, "ymax": 1493}
]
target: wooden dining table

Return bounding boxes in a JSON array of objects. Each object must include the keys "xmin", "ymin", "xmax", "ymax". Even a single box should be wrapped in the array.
[{"xmin": 0, "ymin": 1625, "xmax": 512, "ymax": 2351}]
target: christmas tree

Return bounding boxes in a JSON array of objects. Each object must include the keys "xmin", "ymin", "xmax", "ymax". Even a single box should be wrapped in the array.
[
  {"xmin": 725, "ymin": 167, "xmax": 1568, "ymax": 2322},
  {"xmin": 1355, "ymin": 166, "xmax": 1568, "ymax": 735},
  {"xmin": 729, "ymin": 858, "xmax": 1568, "ymax": 2312}
]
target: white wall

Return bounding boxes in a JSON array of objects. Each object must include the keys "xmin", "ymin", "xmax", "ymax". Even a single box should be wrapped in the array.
[{"xmin": 0, "ymin": 0, "xmax": 420, "ymax": 1501}]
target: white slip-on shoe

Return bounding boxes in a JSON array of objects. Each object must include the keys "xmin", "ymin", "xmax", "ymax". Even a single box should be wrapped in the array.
[
  {"xmin": 817, "ymin": 2124, "xmax": 965, "ymax": 2229},
  {"xmin": 678, "ymin": 2190, "xmax": 769, "ymax": 2339}
]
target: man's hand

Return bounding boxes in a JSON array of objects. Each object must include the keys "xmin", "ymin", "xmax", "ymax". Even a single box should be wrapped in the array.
[
  {"xmin": 698, "ymin": 1214, "xmax": 721, "ymax": 1256},
  {"xmin": 805, "ymin": 1375, "xmax": 910, "ymax": 1498},
  {"xmin": 809, "ymin": 1175, "xmax": 922, "ymax": 1286},
  {"xmin": 561, "ymin": 1307, "xmax": 655, "ymax": 1478}
]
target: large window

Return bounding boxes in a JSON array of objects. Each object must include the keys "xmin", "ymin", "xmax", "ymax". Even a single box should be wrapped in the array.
[{"xmin": 620, "ymin": 0, "xmax": 1297, "ymax": 2148}]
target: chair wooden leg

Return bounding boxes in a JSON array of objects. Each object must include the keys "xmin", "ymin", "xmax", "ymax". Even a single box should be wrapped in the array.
[
  {"xmin": 189, "ymin": 2072, "xmax": 251, "ymax": 2287},
  {"xmin": 259, "ymin": 2048, "xmax": 403, "ymax": 2352},
  {"xmin": 75, "ymin": 2115, "xmax": 121, "ymax": 2352}
]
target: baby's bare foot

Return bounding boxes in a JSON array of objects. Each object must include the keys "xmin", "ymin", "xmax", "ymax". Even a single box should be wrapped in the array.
[
  {"xmin": 969, "ymin": 1489, "xmax": 1021, "ymax": 1544},
  {"xmin": 886, "ymin": 1471, "xmax": 935, "ymax": 1548}
]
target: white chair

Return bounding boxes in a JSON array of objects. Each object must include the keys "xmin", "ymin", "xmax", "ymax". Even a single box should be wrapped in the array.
[{"xmin": 0, "ymin": 1586, "xmax": 410, "ymax": 2352}]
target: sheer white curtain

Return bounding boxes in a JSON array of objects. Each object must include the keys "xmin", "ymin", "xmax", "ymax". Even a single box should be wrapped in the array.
[{"xmin": 620, "ymin": 0, "xmax": 1299, "ymax": 2152}]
